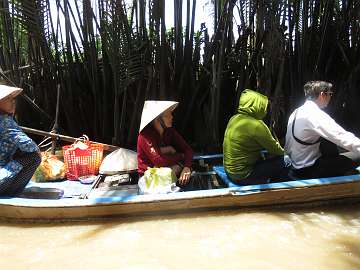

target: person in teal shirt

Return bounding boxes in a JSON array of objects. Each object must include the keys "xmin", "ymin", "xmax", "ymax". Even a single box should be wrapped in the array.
[{"xmin": 223, "ymin": 89, "xmax": 289, "ymax": 185}]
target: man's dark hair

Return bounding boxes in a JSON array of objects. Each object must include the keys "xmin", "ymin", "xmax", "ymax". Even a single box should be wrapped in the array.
[{"xmin": 304, "ymin": 81, "xmax": 333, "ymax": 100}]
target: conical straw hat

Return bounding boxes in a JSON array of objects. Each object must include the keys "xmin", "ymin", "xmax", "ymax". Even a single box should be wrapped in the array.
[
  {"xmin": 139, "ymin": 100, "xmax": 178, "ymax": 133},
  {"xmin": 0, "ymin": 84, "xmax": 22, "ymax": 101}
]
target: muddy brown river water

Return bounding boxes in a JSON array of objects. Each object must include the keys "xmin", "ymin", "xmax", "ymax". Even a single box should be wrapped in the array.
[{"xmin": 1, "ymin": 203, "xmax": 360, "ymax": 270}]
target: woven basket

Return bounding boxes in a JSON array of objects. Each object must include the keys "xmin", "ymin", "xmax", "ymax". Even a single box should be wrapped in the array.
[{"xmin": 62, "ymin": 136, "xmax": 104, "ymax": 180}]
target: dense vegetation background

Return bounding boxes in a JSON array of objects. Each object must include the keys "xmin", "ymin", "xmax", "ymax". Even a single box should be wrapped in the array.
[{"xmin": 0, "ymin": 0, "xmax": 359, "ymax": 152}]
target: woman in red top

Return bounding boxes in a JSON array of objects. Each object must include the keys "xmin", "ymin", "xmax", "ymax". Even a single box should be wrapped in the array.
[{"xmin": 137, "ymin": 101, "xmax": 193, "ymax": 186}]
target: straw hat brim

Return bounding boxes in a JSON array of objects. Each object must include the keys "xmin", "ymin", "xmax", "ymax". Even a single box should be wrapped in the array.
[
  {"xmin": 139, "ymin": 100, "xmax": 179, "ymax": 133},
  {"xmin": 0, "ymin": 85, "xmax": 23, "ymax": 102}
]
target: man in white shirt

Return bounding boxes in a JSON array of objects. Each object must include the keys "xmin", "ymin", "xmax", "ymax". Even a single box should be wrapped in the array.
[{"xmin": 285, "ymin": 81, "xmax": 360, "ymax": 179}]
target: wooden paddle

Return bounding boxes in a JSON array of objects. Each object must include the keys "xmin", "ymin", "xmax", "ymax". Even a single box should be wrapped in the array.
[{"xmin": 18, "ymin": 187, "xmax": 64, "ymax": 200}]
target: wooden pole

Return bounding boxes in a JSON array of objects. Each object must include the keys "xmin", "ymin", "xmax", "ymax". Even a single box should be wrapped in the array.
[
  {"xmin": 20, "ymin": 126, "xmax": 120, "ymax": 152},
  {"xmin": 51, "ymin": 84, "xmax": 61, "ymax": 154}
]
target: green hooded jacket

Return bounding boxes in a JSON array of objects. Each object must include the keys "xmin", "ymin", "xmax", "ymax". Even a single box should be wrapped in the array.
[{"xmin": 223, "ymin": 89, "xmax": 284, "ymax": 179}]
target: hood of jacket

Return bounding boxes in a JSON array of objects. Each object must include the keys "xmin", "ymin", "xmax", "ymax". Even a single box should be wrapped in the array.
[{"xmin": 237, "ymin": 89, "xmax": 268, "ymax": 120}]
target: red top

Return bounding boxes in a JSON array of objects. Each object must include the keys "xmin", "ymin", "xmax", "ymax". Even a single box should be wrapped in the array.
[{"xmin": 137, "ymin": 126, "xmax": 193, "ymax": 175}]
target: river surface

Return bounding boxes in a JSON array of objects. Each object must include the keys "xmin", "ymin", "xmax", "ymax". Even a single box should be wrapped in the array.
[{"xmin": 1, "ymin": 203, "xmax": 360, "ymax": 270}]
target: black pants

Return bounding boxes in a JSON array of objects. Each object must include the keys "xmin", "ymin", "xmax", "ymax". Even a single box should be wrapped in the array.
[
  {"xmin": 230, "ymin": 156, "xmax": 289, "ymax": 186},
  {"xmin": 290, "ymin": 139, "xmax": 358, "ymax": 180},
  {"xmin": 0, "ymin": 151, "xmax": 41, "ymax": 196}
]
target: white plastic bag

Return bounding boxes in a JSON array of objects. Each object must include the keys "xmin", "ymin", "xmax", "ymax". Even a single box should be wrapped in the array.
[
  {"xmin": 99, "ymin": 148, "xmax": 138, "ymax": 175},
  {"xmin": 138, "ymin": 167, "xmax": 180, "ymax": 195}
]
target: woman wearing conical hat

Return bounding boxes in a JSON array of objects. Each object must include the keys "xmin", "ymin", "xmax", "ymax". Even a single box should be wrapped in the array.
[
  {"xmin": 0, "ymin": 84, "xmax": 41, "ymax": 196},
  {"xmin": 137, "ymin": 100, "xmax": 193, "ymax": 186}
]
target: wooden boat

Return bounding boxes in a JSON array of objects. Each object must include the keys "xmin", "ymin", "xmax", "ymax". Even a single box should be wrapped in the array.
[
  {"xmin": 1, "ymin": 165, "xmax": 360, "ymax": 222},
  {"xmin": 1, "ymin": 127, "xmax": 358, "ymax": 221}
]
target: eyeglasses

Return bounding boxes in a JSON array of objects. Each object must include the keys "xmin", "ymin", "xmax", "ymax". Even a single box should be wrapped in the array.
[
  {"xmin": 326, "ymin": 92, "xmax": 333, "ymax": 97},
  {"xmin": 322, "ymin": 91, "xmax": 333, "ymax": 97}
]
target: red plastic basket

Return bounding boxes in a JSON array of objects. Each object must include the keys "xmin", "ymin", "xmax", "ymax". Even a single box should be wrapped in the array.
[{"xmin": 62, "ymin": 137, "xmax": 104, "ymax": 180}]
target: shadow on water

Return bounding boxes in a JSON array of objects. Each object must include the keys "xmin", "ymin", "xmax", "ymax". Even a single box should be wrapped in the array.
[
  {"xmin": 2, "ymin": 199, "xmax": 360, "ymax": 225},
  {"xmin": 2, "ymin": 200, "xmax": 360, "ymax": 241}
]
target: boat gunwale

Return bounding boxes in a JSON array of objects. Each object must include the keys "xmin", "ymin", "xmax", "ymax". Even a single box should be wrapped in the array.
[
  {"xmin": 0, "ymin": 173, "xmax": 360, "ymax": 209},
  {"xmin": 1, "ymin": 175, "xmax": 360, "ymax": 221}
]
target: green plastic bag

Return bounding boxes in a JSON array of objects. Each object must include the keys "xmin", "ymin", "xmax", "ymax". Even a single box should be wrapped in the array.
[{"xmin": 138, "ymin": 167, "xmax": 179, "ymax": 194}]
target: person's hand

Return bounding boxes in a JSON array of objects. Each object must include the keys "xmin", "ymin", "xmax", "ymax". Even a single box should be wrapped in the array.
[
  {"xmin": 283, "ymin": 154, "xmax": 292, "ymax": 167},
  {"xmin": 179, "ymin": 167, "xmax": 191, "ymax": 185}
]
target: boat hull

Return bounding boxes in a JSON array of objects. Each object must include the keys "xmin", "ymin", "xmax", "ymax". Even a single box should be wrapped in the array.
[{"xmin": 1, "ymin": 174, "xmax": 360, "ymax": 221}]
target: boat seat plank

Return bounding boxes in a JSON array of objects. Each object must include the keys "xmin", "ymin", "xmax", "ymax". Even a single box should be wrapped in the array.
[{"xmin": 213, "ymin": 166, "xmax": 238, "ymax": 188}]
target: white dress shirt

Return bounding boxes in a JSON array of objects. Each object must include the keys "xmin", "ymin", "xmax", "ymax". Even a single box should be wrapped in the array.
[{"xmin": 285, "ymin": 100, "xmax": 360, "ymax": 169}]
